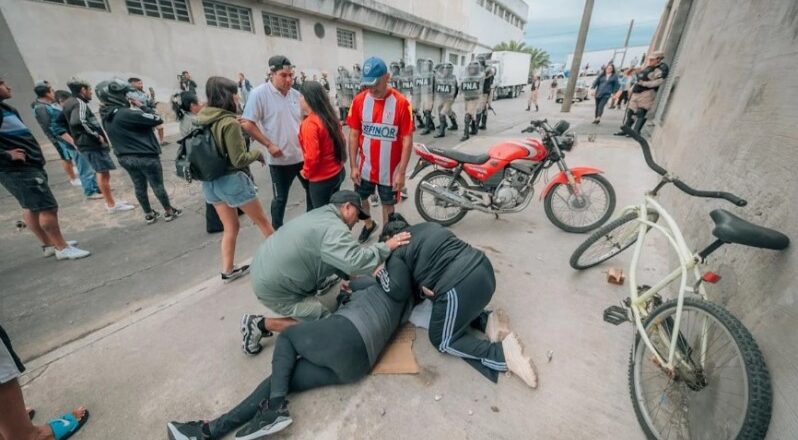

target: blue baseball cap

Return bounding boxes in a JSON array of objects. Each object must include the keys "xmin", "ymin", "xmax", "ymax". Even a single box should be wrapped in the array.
[{"xmin": 361, "ymin": 57, "xmax": 388, "ymax": 86}]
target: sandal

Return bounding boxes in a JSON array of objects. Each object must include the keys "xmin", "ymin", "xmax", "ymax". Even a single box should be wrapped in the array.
[{"xmin": 47, "ymin": 409, "xmax": 90, "ymax": 440}]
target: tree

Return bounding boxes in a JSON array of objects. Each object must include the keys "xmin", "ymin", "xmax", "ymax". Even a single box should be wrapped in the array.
[{"xmin": 493, "ymin": 40, "xmax": 551, "ymax": 75}]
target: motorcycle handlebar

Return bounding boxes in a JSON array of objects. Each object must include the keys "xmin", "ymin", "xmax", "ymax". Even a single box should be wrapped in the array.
[
  {"xmin": 522, "ymin": 119, "xmax": 551, "ymax": 134},
  {"xmin": 621, "ymin": 126, "xmax": 748, "ymax": 207}
]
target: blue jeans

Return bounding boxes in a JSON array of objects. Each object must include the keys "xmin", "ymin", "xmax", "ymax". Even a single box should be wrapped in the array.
[{"xmin": 59, "ymin": 142, "xmax": 99, "ymax": 196}]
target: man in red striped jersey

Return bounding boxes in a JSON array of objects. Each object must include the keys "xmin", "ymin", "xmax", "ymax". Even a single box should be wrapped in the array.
[{"xmin": 347, "ymin": 57, "xmax": 415, "ymax": 243}]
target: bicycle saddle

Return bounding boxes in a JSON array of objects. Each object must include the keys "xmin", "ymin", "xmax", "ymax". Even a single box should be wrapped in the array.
[
  {"xmin": 710, "ymin": 209, "xmax": 790, "ymax": 250},
  {"xmin": 430, "ymin": 147, "xmax": 490, "ymax": 165}
]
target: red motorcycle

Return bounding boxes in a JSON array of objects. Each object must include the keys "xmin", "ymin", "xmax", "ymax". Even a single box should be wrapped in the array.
[{"xmin": 409, "ymin": 119, "xmax": 615, "ymax": 233}]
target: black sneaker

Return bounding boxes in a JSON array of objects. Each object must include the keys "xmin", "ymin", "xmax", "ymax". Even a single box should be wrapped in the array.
[
  {"xmin": 235, "ymin": 402, "xmax": 292, "ymax": 440},
  {"xmin": 222, "ymin": 265, "xmax": 250, "ymax": 283},
  {"xmin": 358, "ymin": 221, "xmax": 378, "ymax": 244},
  {"xmin": 165, "ymin": 208, "xmax": 183, "ymax": 222},
  {"xmin": 167, "ymin": 420, "xmax": 208, "ymax": 440},
  {"xmin": 144, "ymin": 210, "xmax": 161, "ymax": 225}
]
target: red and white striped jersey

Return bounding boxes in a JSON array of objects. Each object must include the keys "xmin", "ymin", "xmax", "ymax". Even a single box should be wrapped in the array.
[{"xmin": 347, "ymin": 88, "xmax": 414, "ymax": 186}]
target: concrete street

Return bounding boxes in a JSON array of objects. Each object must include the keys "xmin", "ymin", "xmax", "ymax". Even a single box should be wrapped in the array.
[{"xmin": 3, "ymin": 87, "xmax": 669, "ymax": 438}]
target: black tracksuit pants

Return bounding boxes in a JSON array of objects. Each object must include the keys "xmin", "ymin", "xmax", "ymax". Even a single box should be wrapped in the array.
[
  {"xmin": 269, "ymin": 163, "xmax": 311, "ymax": 229},
  {"xmin": 428, "ymin": 258, "xmax": 507, "ymax": 379},
  {"xmin": 208, "ymin": 316, "xmax": 369, "ymax": 439}
]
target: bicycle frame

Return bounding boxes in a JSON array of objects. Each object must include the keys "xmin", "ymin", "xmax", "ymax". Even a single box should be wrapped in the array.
[{"xmin": 622, "ymin": 195, "xmax": 710, "ymax": 371}]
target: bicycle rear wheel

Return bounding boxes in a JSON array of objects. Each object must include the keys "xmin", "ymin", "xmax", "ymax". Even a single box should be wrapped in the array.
[
  {"xmin": 569, "ymin": 209, "xmax": 659, "ymax": 270},
  {"xmin": 629, "ymin": 297, "xmax": 772, "ymax": 440}
]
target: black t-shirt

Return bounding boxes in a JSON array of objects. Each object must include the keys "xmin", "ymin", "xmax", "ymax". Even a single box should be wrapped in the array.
[
  {"xmin": 0, "ymin": 102, "xmax": 45, "ymax": 171},
  {"xmin": 384, "ymin": 222, "xmax": 486, "ymax": 298}
]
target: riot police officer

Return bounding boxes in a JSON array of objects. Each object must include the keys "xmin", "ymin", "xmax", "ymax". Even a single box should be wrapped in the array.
[
  {"xmin": 476, "ymin": 56, "xmax": 495, "ymax": 130},
  {"xmin": 416, "ymin": 58, "xmax": 436, "ymax": 135},
  {"xmin": 389, "ymin": 61, "xmax": 402, "ymax": 90},
  {"xmin": 335, "ymin": 66, "xmax": 353, "ymax": 122},
  {"xmin": 351, "ymin": 63, "xmax": 364, "ymax": 94},
  {"xmin": 459, "ymin": 62, "xmax": 484, "ymax": 141},
  {"xmin": 402, "ymin": 62, "xmax": 424, "ymax": 128},
  {"xmin": 433, "ymin": 63, "xmax": 459, "ymax": 138}
]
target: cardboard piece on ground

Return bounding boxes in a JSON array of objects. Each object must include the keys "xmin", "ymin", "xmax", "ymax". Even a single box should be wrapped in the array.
[{"xmin": 372, "ymin": 323, "xmax": 420, "ymax": 375}]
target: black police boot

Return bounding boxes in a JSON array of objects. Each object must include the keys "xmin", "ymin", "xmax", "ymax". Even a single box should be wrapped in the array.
[
  {"xmin": 614, "ymin": 109, "xmax": 635, "ymax": 136},
  {"xmin": 415, "ymin": 112, "xmax": 425, "ymax": 129},
  {"xmin": 479, "ymin": 111, "xmax": 487, "ymax": 130},
  {"xmin": 433, "ymin": 116, "xmax": 447, "ymax": 138},
  {"xmin": 470, "ymin": 113, "xmax": 479, "ymax": 135},
  {"xmin": 632, "ymin": 109, "xmax": 648, "ymax": 134},
  {"xmin": 421, "ymin": 111, "xmax": 434, "ymax": 135},
  {"xmin": 460, "ymin": 115, "xmax": 471, "ymax": 141},
  {"xmin": 448, "ymin": 113, "xmax": 458, "ymax": 130}
]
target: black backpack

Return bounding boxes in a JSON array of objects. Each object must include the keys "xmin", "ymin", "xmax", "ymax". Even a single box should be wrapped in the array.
[{"xmin": 175, "ymin": 125, "xmax": 228, "ymax": 182}]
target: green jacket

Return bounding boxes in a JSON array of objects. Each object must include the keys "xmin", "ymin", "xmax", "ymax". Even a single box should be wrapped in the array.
[
  {"xmin": 195, "ymin": 106, "xmax": 262, "ymax": 172},
  {"xmin": 251, "ymin": 205, "xmax": 391, "ymax": 301}
]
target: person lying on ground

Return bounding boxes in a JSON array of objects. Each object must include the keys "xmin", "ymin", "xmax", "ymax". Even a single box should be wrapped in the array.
[
  {"xmin": 379, "ymin": 213, "xmax": 538, "ymax": 388},
  {"xmin": 240, "ymin": 190, "xmax": 410, "ymax": 355},
  {"xmin": 167, "ymin": 269, "xmax": 414, "ymax": 440},
  {"xmin": 0, "ymin": 324, "xmax": 90, "ymax": 440}
]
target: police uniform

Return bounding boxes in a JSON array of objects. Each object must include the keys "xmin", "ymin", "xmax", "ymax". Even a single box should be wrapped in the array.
[
  {"xmin": 416, "ymin": 58, "xmax": 436, "ymax": 134},
  {"xmin": 335, "ymin": 66, "xmax": 353, "ymax": 122},
  {"xmin": 617, "ymin": 53, "xmax": 669, "ymax": 135},
  {"xmin": 459, "ymin": 62, "xmax": 484, "ymax": 141},
  {"xmin": 477, "ymin": 57, "xmax": 495, "ymax": 130},
  {"xmin": 433, "ymin": 63, "xmax": 459, "ymax": 138},
  {"xmin": 389, "ymin": 61, "xmax": 401, "ymax": 90},
  {"xmin": 402, "ymin": 63, "xmax": 424, "ymax": 129}
]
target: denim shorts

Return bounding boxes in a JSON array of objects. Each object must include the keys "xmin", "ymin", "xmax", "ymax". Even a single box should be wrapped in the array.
[
  {"xmin": 202, "ymin": 171, "xmax": 258, "ymax": 208},
  {"xmin": 0, "ymin": 168, "xmax": 58, "ymax": 212},
  {"xmin": 82, "ymin": 149, "xmax": 116, "ymax": 172},
  {"xmin": 0, "ymin": 324, "xmax": 25, "ymax": 384},
  {"xmin": 355, "ymin": 179, "xmax": 398, "ymax": 205}
]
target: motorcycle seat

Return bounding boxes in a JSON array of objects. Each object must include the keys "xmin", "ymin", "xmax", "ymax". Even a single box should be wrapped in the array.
[
  {"xmin": 709, "ymin": 209, "xmax": 789, "ymax": 250},
  {"xmin": 430, "ymin": 147, "xmax": 490, "ymax": 165}
]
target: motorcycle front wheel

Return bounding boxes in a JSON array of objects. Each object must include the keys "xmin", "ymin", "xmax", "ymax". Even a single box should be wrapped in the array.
[
  {"xmin": 414, "ymin": 170, "xmax": 469, "ymax": 226},
  {"xmin": 543, "ymin": 174, "xmax": 616, "ymax": 233}
]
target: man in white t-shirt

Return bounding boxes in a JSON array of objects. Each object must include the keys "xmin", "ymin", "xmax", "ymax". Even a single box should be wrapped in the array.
[{"xmin": 241, "ymin": 55, "xmax": 310, "ymax": 229}]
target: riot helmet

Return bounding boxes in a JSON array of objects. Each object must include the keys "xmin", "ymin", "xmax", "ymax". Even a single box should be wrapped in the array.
[
  {"xmin": 443, "ymin": 63, "xmax": 455, "ymax": 76},
  {"xmin": 466, "ymin": 62, "xmax": 481, "ymax": 76},
  {"xmin": 96, "ymin": 78, "xmax": 132, "ymax": 107}
]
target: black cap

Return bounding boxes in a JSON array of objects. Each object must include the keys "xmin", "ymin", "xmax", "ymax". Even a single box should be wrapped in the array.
[
  {"xmin": 268, "ymin": 55, "xmax": 293, "ymax": 72},
  {"xmin": 330, "ymin": 190, "xmax": 370, "ymax": 220}
]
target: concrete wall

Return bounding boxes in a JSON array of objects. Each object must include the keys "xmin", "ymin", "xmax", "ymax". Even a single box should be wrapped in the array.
[
  {"xmin": 650, "ymin": 0, "xmax": 798, "ymax": 436},
  {"xmin": 466, "ymin": 0, "xmax": 527, "ymax": 53},
  {"xmin": 0, "ymin": 8, "xmax": 43, "ymax": 139}
]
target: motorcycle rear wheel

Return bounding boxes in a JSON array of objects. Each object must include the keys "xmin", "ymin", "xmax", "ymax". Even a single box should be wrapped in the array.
[{"xmin": 414, "ymin": 170, "xmax": 469, "ymax": 226}]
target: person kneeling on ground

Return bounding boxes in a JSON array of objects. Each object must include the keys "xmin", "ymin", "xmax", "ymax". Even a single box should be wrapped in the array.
[
  {"xmin": 241, "ymin": 190, "xmax": 411, "ymax": 355},
  {"xmin": 167, "ymin": 268, "xmax": 414, "ymax": 440},
  {"xmin": 379, "ymin": 213, "xmax": 538, "ymax": 388}
]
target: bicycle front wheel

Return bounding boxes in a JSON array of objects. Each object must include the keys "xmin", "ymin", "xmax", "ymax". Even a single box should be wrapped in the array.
[
  {"xmin": 629, "ymin": 297, "xmax": 772, "ymax": 440},
  {"xmin": 569, "ymin": 210, "xmax": 659, "ymax": 270}
]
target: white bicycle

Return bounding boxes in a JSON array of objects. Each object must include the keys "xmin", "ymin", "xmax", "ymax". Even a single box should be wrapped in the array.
[{"xmin": 569, "ymin": 128, "xmax": 790, "ymax": 440}]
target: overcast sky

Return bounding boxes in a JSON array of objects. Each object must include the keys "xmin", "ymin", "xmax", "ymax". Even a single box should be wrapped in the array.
[{"xmin": 523, "ymin": 0, "xmax": 666, "ymax": 65}]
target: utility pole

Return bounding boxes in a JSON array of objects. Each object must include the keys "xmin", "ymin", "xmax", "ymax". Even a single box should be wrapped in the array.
[
  {"xmin": 561, "ymin": 0, "xmax": 594, "ymax": 112},
  {"xmin": 619, "ymin": 19, "xmax": 635, "ymax": 68}
]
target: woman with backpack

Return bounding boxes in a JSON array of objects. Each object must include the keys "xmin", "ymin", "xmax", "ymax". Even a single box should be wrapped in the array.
[
  {"xmin": 172, "ymin": 91, "xmax": 202, "ymax": 137},
  {"xmin": 297, "ymin": 81, "xmax": 347, "ymax": 209},
  {"xmin": 196, "ymin": 76, "xmax": 274, "ymax": 282}
]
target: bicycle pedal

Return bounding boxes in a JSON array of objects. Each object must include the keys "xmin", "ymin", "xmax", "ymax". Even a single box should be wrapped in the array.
[{"xmin": 603, "ymin": 305, "xmax": 629, "ymax": 326}]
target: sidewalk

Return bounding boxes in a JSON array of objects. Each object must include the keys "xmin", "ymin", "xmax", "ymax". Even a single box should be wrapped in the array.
[{"xmin": 16, "ymin": 96, "xmax": 669, "ymax": 439}]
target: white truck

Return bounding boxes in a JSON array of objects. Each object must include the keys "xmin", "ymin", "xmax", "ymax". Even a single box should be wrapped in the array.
[{"xmin": 481, "ymin": 51, "xmax": 532, "ymax": 99}]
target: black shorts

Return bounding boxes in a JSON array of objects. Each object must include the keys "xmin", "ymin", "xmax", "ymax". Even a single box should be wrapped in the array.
[
  {"xmin": 355, "ymin": 179, "xmax": 398, "ymax": 205},
  {"xmin": 82, "ymin": 149, "xmax": 116, "ymax": 172},
  {"xmin": 0, "ymin": 324, "xmax": 25, "ymax": 383},
  {"xmin": 0, "ymin": 169, "xmax": 58, "ymax": 212}
]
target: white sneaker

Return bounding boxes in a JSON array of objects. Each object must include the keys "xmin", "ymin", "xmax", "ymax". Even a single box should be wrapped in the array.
[
  {"xmin": 70, "ymin": 178, "xmax": 82, "ymax": 187},
  {"xmin": 55, "ymin": 245, "xmax": 91, "ymax": 260},
  {"xmin": 502, "ymin": 332, "xmax": 538, "ymax": 389},
  {"xmin": 86, "ymin": 193, "xmax": 104, "ymax": 200},
  {"xmin": 486, "ymin": 309, "xmax": 511, "ymax": 343},
  {"xmin": 107, "ymin": 203, "xmax": 135, "ymax": 213},
  {"xmin": 43, "ymin": 240, "xmax": 78, "ymax": 257}
]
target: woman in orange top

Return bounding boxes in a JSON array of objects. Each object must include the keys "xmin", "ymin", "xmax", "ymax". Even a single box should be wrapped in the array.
[{"xmin": 298, "ymin": 81, "xmax": 347, "ymax": 209}]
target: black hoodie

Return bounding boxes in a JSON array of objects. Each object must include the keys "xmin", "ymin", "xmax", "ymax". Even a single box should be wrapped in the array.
[{"xmin": 100, "ymin": 105, "xmax": 163, "ymax": 157}]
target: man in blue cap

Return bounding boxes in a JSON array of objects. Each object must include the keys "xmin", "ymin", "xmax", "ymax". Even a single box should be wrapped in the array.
[{"xmin": 346, "ymin": 57, "xmax": 415, "ymax": 243}]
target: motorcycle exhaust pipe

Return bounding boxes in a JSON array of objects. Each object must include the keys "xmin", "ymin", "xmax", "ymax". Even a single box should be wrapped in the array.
[{"xmin": 419, "ymin": 181, "xmax": 491, "ymax": 213}]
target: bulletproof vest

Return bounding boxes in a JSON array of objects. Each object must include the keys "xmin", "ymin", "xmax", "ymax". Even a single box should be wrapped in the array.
[
  {"xmin": 389, "ymin": 76, "xmax": 400, "ymax": 89},
  {"xmin": 461, "ymin": 74, "xmax": 483, "ymax": 100},
  {"xmin": 411, "ymin": 74, "xmax": 422, "ymax": 102},
  {"xmin": 398, "ymin": 75, "xmax": 414, "ymax": 97},
  {"xmin": 434, "ymin": 74, "xmax": 457, "ymax": 100}
]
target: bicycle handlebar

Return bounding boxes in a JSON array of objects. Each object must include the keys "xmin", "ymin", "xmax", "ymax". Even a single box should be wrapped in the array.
[{"xmin": 621, "ymin": 126, "xmax": 748, "ymax": 207}]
